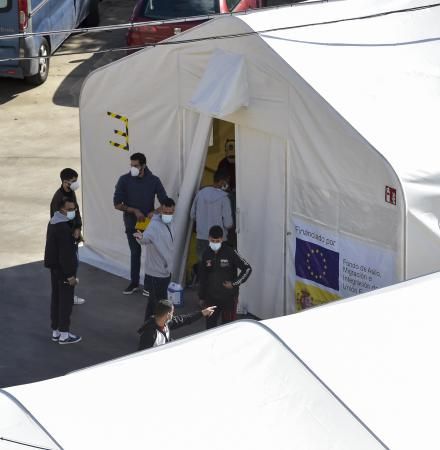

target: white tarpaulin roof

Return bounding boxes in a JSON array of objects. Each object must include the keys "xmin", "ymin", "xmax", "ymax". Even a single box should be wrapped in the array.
[
  {"xmin": 79, "ymin": 0, "xmax": 440, "ymax": 319},
  {"xmin": 4, "ymin": 272, "xmax": 440, "ymax": 449}
]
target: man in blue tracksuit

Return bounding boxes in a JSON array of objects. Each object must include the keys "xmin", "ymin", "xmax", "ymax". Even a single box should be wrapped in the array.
[{"xmin": 113, "ymin": 152, "xmax": 167, "ymax": 295}]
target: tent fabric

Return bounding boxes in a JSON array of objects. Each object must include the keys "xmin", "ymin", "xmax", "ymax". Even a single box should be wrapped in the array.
[
  {"xmin": 4, "ymin": 272, "xmax": 440, "ymax": 449},
  {"xmin": 264, "ymin": 271, "xmax": 440, "ymax": 450},
  {"xmin": 79, "ymin": 0, "xmax": 440, "ymax": 319},
  {"xmin": 188, "ymin": 49, "xmax": 250, "ymax": 117},
  {"xmin": 2, "ymin": 321, "xmax": 386, "ymax": 450}
]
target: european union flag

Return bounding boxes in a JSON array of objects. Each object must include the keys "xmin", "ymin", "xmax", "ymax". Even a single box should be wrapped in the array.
[{"xmin": 295, "ymin": 238, "xmax": 339, "ymax": 291}]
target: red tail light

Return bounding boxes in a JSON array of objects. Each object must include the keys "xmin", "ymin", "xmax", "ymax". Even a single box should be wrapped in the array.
[{"xmin": 18, "ymin": 0, "xmax": 29, "ymax": 32}]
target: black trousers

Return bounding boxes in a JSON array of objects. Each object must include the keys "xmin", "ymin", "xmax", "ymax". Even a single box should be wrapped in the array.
[
  {"xmin": 144, "ymin": 274, "xmax": 171, "ymax": 320},
  {"xmin": 126, "ymin": 228, "xmax": 142, "ymax": 286},
  {"xmin": 50, "ymin": 269, "xmax": 75, "ymax": 332},
  {"xmin": 205, "ymin": 296, "xmax": 237, "ymax": 329}
]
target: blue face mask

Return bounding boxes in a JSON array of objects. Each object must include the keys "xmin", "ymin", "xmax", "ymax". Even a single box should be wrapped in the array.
[
  {"xmin": 66, "ymin": 211, "xmax": 76, "ymax": 221},
  {"xmin": 161, "ymin": 214, "xmax": 173, "ymax": 224}
]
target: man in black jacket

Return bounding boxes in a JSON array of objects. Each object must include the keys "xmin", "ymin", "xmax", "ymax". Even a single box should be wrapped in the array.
[
  {"xmin": 199, "ymin": 225, "xmax": 252, "ymax": 329},
  {"xmin": 113, "ymin": 152, "xmax": 167, "ymax": 295},
  {"xmin": 44, "ymin": 198, "xmax": 81, "ymax": 345},
  {"xmin": 138, "ymin": 299, "xmax": 216, "ymax": 350},
  {"xmin": 50, "ymin": 167, "xmax": 85, "ymax": 305}
]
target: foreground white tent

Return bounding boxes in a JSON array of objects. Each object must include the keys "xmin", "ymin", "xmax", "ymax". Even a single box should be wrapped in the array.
[
  {"xmin": 79, "ymin": 0, "xmax": 440, "ymax": 319},
  {"xmin": 3, "ymin": 272, "xmax": 440, "ymax": 449}
]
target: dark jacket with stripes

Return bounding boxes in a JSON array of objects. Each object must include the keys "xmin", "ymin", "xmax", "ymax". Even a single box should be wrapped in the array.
[{"xmin": 198, "ymin": 244, "xmax": 252, "ymax": 302}]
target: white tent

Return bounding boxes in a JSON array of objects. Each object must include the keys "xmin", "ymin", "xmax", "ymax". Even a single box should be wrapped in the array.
[
  {"xmin": 3, "ymin": 272, "xmax": 440, "ymax": 449},
  {"xmin": 79, "ymin": 0, "xmax": 440, "ymax": 319}
]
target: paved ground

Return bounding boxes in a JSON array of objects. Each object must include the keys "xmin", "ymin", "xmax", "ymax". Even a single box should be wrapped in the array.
[{"xmin": 0, "ymin": 0, "xmax": 213, "ymax": 389}]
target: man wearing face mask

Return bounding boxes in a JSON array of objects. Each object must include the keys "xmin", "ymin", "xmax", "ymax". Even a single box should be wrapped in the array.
[
  {"xmin": 190, "ymin": 169, "xmax": 233, "ymax": 263},
  {"xmin": 114, "ymin": 152, "xmax": 167, "ymax": 295},
  {"xmin": 50, "ymin": 168, "xmax": 85, "ymax": 305},
  {"xmin": 133, "ymin": 198, "xmax": 176, "ymax": 320},
  {"xmin": 137, "ymin": 299, "xmax": 216, "ymax": 350},
  {"xmin": 44, "ymin": 198, "xmax": 82, "ymax": 344},
  {"xmin": 217, "ymin": 139, "xmax": 236, "ymax": 192},
  {"xmin": 198, "ymin": 225, "xmax": 252, "ymax": 329}
]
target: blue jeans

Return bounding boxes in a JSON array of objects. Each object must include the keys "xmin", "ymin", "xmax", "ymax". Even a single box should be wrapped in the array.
[{"xmin": 126, "ymin": 229, "xmax": 141, "ymax": 285}]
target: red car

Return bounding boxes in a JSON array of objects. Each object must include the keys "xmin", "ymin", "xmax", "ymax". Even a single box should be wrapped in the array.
[{"xmin": 127, "ymin": 0, "xmax": 264, "ymax": 48}]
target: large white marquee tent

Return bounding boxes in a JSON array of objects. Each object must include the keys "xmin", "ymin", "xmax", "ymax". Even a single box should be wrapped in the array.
[
  {"xmin": 79, "ymin": 0, "xmax": 440, "ymax": 319},
  {"xmin": 3, "ymin": 272, "xmax": 440, "ymax": 449}
]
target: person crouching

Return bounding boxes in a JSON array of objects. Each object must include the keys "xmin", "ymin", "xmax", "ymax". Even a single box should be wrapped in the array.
[{"xmin": 137, "ymin": 299, "xmax": 216, "ymax": 350}]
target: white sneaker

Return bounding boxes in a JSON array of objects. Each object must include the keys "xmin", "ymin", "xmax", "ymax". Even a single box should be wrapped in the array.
[{"xmin": 74, "ymin": 295, "xmax": 85, "ymax": 305}]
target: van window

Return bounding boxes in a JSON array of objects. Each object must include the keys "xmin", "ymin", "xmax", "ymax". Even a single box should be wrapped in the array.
[{"xmin": 0, "ymin": 0, "xmax": 11, "ymax": 10}]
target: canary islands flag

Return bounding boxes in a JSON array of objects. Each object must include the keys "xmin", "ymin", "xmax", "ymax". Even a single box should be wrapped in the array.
[{"xmin": 295, "ymin": 238, "xmax": 339, "ymax": 291}]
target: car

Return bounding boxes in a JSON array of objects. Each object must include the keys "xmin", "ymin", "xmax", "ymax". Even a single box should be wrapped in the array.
[
  {"xmin": 126, "ymin": 0, "xmax": 264, "ymax": 48},
  {"xmin": 0, "ymin": 0, "xmax": 100, "ymax": 85}
]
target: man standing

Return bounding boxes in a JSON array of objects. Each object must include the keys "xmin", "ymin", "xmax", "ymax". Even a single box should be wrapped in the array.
[
  {"xmin": 44, "ymin": 198, "xmax": 81, "ymax": 344},
  {"xmin": 217, "ymin": 139, "xmax": 236, "ymax": 191},
  {"xmin": 114, "ymin": 152, "xmax": 167, "ymax": 294},
  {"xmin": 50, "ymin": 167, "xmax": 85, "ymax": 305},
  {"xmin": 190, "ymin": 170, "xmax": 233, "ymax": 262},
  {"xmin": 134, "ymin": 198, "xmax": 175, "ymax": 320},
  {"xmin": 198, "ymin": 225, "xmax": 252, "ymax": 329}
]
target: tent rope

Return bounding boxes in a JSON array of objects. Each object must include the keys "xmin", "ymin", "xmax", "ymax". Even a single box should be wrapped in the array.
[{"xmin": 0, "ymin": 436, "xmax": 56, "ymax": 450}]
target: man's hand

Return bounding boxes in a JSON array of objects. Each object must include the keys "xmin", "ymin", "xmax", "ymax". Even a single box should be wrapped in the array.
[
  {"xmin": 134, "ymin": 209, "xmax": 146, "ymax": 221},
  {"xmin": 202, "ymin": 306, "xmax": 217, "ymax": 317},
  {"xmin": 223, "ymin": 281, "xmax": 234, "ymax": 289},
  {"xmin": 133, "ymin": 231, "xmax": 143, "ymax": 240},
  {"xmin": 67, "ymin": 276, "xmax": 78, "ymax": 287},
  {"xmin": 147, "ymin": 211, "xmax": 154, "ymax": 219}
]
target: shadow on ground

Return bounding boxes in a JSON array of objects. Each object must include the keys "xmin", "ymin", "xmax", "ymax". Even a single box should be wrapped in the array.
[
  {"xmin": 52, "ymin": 0, "xmax": 135, "ymax": 107},
  {"xmin": 0, "ymin": 260, "xmax": 205, "ymax": 388},
  {"xmin": 0, "ymin": 79, "xmax": 35, "ymax": 105}
]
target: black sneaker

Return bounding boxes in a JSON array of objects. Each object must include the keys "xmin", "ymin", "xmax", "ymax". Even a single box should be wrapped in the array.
[
  {"xmin": 123, "ymin": 283, "xmax": 140, "ymax": 295},
  {"xmin": 59, "ymin": 333, "xmax": 82, "ymax": 345}
]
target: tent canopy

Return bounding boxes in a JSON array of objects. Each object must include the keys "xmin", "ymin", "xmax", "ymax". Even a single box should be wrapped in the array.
[
  {"xmin": 79, "ymin": 0, "xmax": 440, "ymax": 319},
  {"xmin": 4, "ymin": 272, "xmax": 440, "ymax": 449}
]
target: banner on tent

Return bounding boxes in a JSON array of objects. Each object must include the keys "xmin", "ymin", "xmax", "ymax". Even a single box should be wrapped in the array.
[{"xmin": 291, "ymin": 217, "xmax": 396, "ymax": 311}]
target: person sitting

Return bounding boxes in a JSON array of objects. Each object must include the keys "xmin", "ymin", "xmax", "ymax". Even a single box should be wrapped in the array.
[{"xmin": 137, "ymin": 299, "xmax": 216, "ymax": 350}]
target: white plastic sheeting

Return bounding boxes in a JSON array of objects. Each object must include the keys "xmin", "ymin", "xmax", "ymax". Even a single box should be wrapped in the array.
[
  {"xmin": 188, "ymin": 49, "xmax": 250, "ymax": 117},
  {"xmin": 2, "ymin": 321, "xmax": 386, "ymax": 450},
  {"xmin": 79, "ymin": 0, "xmax": 440, "ymax": 319},
  {"xmin": 265, "ymin": 271, "xmax": 440, "ymax": 450}
]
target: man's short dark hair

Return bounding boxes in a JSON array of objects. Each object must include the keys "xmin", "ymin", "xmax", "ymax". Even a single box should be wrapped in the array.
[
  {"xmin": 214, "ymin": 170, "xmax": 229, "ymax": 183},
  {"xmin": 209, "ymin": 225, "xmax": 223, "ymax": 239},
  {"xmin": 162, "ymin": 197, "xmax": 175, "ymax": 208},
  {"xmin": 60, "ymin": 168, "xmax": 78, "ymax": 181},
  {"xmin": 154, "ymin": 299, "xmax": 173, "ymax": 316},
  {"xmin": 58, "ymin": 197, "xmax": 75, "ymax": 210},
  {"xmin": 130, "ymin": 152, "xmax": 146, "ymax": 166}
]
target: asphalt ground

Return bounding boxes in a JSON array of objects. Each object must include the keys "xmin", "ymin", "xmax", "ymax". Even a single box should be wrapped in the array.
[
  {"xmin": 0, "ymin": 0, "xmax": 214, "ymax": 389},
  {"xmin": 0, "ymin": 260, "xmax": 206, "ymax": 388}
]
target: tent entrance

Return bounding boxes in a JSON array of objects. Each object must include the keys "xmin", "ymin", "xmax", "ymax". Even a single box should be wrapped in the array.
[{"xmin": 185, "ymin": 118, "xmax": 236, "ymax": 285}]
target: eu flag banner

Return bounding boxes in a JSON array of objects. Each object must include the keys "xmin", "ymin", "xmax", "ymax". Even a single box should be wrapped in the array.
[{"xmin": 295, "ymin": 238, "xmax": 339, "ymax": 291}]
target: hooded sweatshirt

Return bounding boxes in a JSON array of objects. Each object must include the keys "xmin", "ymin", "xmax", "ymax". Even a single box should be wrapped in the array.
[
  {"xmin": 44, "ymin": 212, "xmax": 78, "ymax": 278},
  {"xmin": 190, "ymin": 187, "xmax": 233, "ymax": 240},
  {"xmin": 138, "ymin": 214, "xmax": 175, "ymax": 278}
]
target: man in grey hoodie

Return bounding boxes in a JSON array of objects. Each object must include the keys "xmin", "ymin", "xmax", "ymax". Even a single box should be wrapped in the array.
[
  {"xmin": 134, "ymin": 198, "xmax": 176, "ymax": 320},
  {"xmin": 190, "ymin": 169, "xmax": 234, "ymax": 261}
]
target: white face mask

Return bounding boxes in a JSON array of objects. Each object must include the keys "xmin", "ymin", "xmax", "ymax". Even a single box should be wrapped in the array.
[
  {"xmin": 66, "ymin": 210, "xmax": 76, "ymax": 220},
  {"xmin": 130, "ymin": 167, "xmax": 140, "ymax": 177},
  {"xmin": 221, "ymin": 183, "xmax": 229, "ymax": 191},
  {"xmin": 69, "ymin": 180, "xmax": 80, "ymax": 191},
  {"xmin": 209, "ymin": 242, "xmax": 221, "ymax": 252},
  {"xmin": 161, "ymin": 214, "xmax": 173, "ymax": 224}
]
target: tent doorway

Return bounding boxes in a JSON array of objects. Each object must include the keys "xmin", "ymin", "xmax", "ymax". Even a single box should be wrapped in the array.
[{"xmin": 186, "ymin": 118, "xmax": 236, "ymax": 285}]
